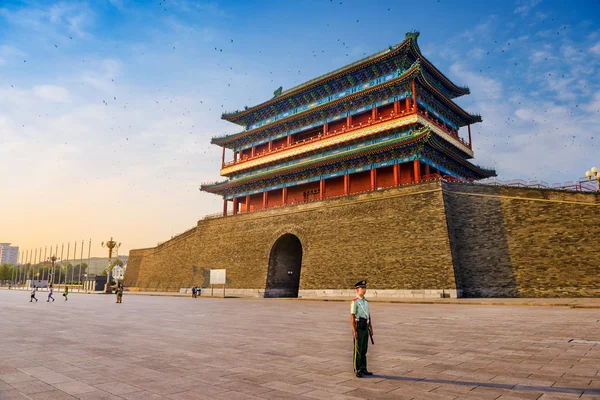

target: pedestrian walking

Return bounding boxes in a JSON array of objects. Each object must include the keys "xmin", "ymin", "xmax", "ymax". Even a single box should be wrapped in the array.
[
  {"xmin": 63, "ymin": 285, "xmax": 69, "ymax": 301},
  {"xmin": 30, "ymin": 286, "xmax": 38, "ymax": 302},
  {"xmin": 351, "ymin": 280, "xmax": 374, "ymax": 378},
  {"xmin": 47, "ymin": 285, "xmax": 55, "ymax": 302},
  {"xmin": 116, "ymin": 284, "xmax": 123, "ymax": 304}
]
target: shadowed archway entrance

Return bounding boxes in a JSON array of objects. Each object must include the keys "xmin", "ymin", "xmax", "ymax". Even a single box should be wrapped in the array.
[{"xmin": 265, "ymin": 234, "xmax": 303, "ymax": 298}]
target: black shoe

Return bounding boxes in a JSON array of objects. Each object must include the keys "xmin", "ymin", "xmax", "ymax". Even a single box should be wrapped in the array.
[
  {"xmin": 362, "ymin": 370, "xmax": 373, "ymax": 376},
  {"xmin": 355, "ymin": 371, "xmax": 363, "ymax": 378}
]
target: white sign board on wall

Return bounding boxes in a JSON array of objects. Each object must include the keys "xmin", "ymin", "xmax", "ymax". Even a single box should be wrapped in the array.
[{"xmin": 210, "ymin": 269, "xmax": 226, "ymax": 285}]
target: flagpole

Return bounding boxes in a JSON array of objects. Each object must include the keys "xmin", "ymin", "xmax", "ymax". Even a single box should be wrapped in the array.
[
  {"xmin": 87, "ymin": 239, "xmax": 92, "ymax": 292},
  {"xmin": 79, "ymin": 239, "xmax": 84, "ymax": 292},
  {"xmin": 59, "ymin": 244, "xmax": 64, "ymax": 290}
]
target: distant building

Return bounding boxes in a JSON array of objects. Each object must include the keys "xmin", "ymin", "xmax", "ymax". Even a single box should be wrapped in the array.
[{"xmin": 0, "ymin": 243, "xmax": 19, "ymax": 265}]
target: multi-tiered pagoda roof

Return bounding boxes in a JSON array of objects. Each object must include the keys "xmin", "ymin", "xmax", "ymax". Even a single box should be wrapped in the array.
[{"xmin": 201, "ymin": 32, "xmax": 495, "ymax": 215}]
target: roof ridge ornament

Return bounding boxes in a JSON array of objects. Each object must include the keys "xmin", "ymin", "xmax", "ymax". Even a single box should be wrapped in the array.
[
  {"xmin": 405, "ymin": 31, "xmax": 420, "ymax": 41},
  {"xmin": 273, "ymin": 86, "xmax": 283, "ymax": 98}
]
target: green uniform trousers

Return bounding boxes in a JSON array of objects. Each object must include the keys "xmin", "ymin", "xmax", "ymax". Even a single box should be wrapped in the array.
[{"xmin": 353, "ymin": 325, "xmax": 369, "ymax": 374}]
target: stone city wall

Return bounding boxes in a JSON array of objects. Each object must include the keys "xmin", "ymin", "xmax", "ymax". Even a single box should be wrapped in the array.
[{"xmin": 125, "ymin": 180, "xmax": 600, "ymax": 298}]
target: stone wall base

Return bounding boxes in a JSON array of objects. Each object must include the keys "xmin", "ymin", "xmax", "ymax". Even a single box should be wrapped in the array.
[
  {"xmin": 298, "ymin": 289, "xmax": 460, "ymax": 299},
  {"xmin": 176, "ymin": 288, "xmax": 460, "ymax": 299}
]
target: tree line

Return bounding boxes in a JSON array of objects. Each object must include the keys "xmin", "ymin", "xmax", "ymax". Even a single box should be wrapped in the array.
[{"xmin": 0, "ymin": 262, "xmax": 89, "ymax": 283}]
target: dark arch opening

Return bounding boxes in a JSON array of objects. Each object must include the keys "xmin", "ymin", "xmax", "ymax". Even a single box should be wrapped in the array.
[{"xmin": 265, "ymin": 234, "xmax": 303, "ymax": 298}]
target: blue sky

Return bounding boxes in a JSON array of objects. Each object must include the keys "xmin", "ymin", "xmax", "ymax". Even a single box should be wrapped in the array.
[{"xmin": 1, "ymin": 0, "xmax": 599, "ymax": 254}]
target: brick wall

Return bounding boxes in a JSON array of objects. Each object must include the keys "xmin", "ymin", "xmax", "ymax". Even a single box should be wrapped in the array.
[
  {"xmin": 442, "ymin": 182, "xmax": 600, "ymax": 297},
  {"xmin": 125, "ymin": 181, "xmax": 457, "ymax": 294},
  {"xmin": 125, "ymin": 180, "xmax": 600, "ymax": 297}
]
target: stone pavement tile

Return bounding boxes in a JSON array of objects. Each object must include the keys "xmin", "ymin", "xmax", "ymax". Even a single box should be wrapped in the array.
[
  {"xmin": 9, "ymin": 380, "xmax": 55, "ymax": 394},
  {"xmin": 232, "ymin": 372, "xmax": 311, "ymax": 386},
  {"xmin": 72, "ymin": 373, "xmax": 114, "ymax": 386},
  {"xmin": 166, "ymin": 391, "xmax": 219, "ymax": 400},
  {"xmin": 36, "ymin": 372, "xmax": 77, "ymax": 384},
  {"xmin": 74, "ymin": 390, "xmax": 123, "ymax": 400},
  {"xmin": 294, "ymin": 372, "xmax": 352, "ymax": 385},
  {"xmin": 581, "ymin": 394, "xmax": 600, "ymax": 400},
  {"xmin": 52, "ymin": 381, "xmax": 98, "ymax": 395},
  {"xmin": 0, "ymin": 389, "xmax": 30, "ymax": 399},
  {"xmin": 551, "ymin": 378, "xmax": 593, "ymax": 388},
  {"xmin": 29, "ymin": 389, "xmax": 77, "ymax": 399},
  {"xmin": 93, "ymin": 381, "xmax": 143, "ymax": 395},
  {"xmin": 213, "ymin": 391, "xmax": 265, "ymax": 400},
  {"xmin": 429, "ymin": 382, "xmax": 478, "ymax": 397},
  {"xmin": 120, "ymin": 390, "xmax": 170, "ymax": 400},
  {"xmin": 345, "ymin": 387, "xmax": 413, "ymax": 399},
  {"xmin": 216, "ymin": 381, "xmax": 274, "ymax": 396},
  {"xmin": 468, "ymin": 386, "xmax": 543, "ymax": 399},
  {"xmin": 388, "ymin": 385, "xmax": 457, "ymax": 399},
  {"xmin": 298, "ymin": 380, "xmax": 357, "ymax": 394},
  {"xmin": 0, "ymin": 381, "xmax": 14, "ymax": 391},
  {"xmin": 301, "ymin": 389, "xmax": 365, "ymax": 400},
  {"xmin": 260, "ymin": 381, "xmax": 314, "ymax": 395},
  {"xmin": 132, "ymin": 380, "xmax": 189, "ymax": 396},
  {"xmin": 176, "ymin": 380, "xmax": 230, "ymax": 395},
  {"xmin": 537, "ymin": 394, "xmax": 583, "ymax": 399},
  {"xmin": 0, "ymin": 372, "xmax": 37, "ymax": 384},
  {"xmin": 256, "ymin": 390, "xmax": 308, "ymax": 400},
  {"xmin": 0, "ymin": 366, "xmax": 20, "ymax": 375},
  {"xmin": 17, "ymin": 366, "xmax": 54, "ymax": 376}
]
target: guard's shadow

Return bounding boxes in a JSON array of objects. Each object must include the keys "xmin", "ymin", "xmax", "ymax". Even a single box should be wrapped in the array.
[{"xmin": 370, "ymin": 375, "xmax": 598, "ymax": 396}]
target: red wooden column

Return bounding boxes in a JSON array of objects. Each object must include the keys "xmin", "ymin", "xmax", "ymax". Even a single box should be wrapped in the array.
[
  {"xmin": 221, "ymin": 146, "xmax": 225, "ymax": 166},
  {"xmin": 232, "ymin": 198, "xmax": 238, "ymax": 215},
  {"xmin": 222, "ymin": 200, "xmax": 227, "ymax": 217},
  {"xmin": 233, "ymin": 151, "xmax": 238, "ymax": 162},
  {"xmin": 282, "ymin": 187, "xmax": 288, "ymax": 205},
  {"xmin": 393, "ymin": 99, "xmax": 399, "ymax": 115},
  {"xmin": 323, "ymin": 122, "xmax": 328, "ymax": 135},
  {"xmin": 287, "ymin": 135, "xmax": 292, "ymax": 146},
  {"xmin": 344, "ymin": 174, "xmax": 350, "ymax": 195},
  {"xmin": 411, "ymin": 79, "xmax": 417, "ymax": 112},
  {"xmin": 268, "ymin": 140, "xmax": 272, "ymax": 152},
  {"xmin": 467, "ymin": 124, "xmax": 472, "ymax": 149},
  {"xmin": 370, "ymin": 168, "xmax": 377, "ymax": 191},
  {"xmin": 346, "ymin": 115, "xmax": 352, "ymax": 128},
  {"xmin": 371, "ymin": 107, "xmax": 377, "ymax": 121},
  {"xmin": 393, "ymin": 164, "xmax": 400, "ymax": 186},
  {"xmin": 245, "ymin": 195, "xmax": 250, "ymax": 212},
  {"xmin": 413, "ymin": 160, "xmax": 420, "ymax": 183},
  {"xmin": 405, "ymin": 97, "xmax": 410, "ymax": 113},
  {"xmin": 251, "ymin": 146, "xmax": 256, "ymax": 157},
  {"xmin": 238, "ymin": 150, "xmax": 243, "ymax": 160},
  {"xmin": 262, "ymin": 191, "xmax": 268, "ymax": 209},
  {"xmin": 318, "ymin": 179, "xmax": 324, "ymax": 199},
  {"xmin": 425, "ymin": 164, "xmax": 431, "ymax": 178}
]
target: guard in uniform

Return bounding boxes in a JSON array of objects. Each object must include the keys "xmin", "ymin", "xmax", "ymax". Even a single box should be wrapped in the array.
[{"xmin": 351, "ymin": 280, "xmax": 373, "ymax": 377}]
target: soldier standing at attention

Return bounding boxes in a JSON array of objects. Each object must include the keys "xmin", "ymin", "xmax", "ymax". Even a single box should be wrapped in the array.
[{"xmin": 351, "ymin": 280, "xmax": 373, "ymax": 378}]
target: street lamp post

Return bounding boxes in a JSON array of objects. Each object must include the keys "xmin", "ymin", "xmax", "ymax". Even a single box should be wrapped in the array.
[
  {"xmin": 47, "ymin": 255, "xmax": 59, "ymax": 287},
  {"xmin": 101, "ymin": 237, "xmax": 121, "ymax": 294},
  {"xmin": 585, "ymin": 167, "xmax": 600, "ymax": 191}
]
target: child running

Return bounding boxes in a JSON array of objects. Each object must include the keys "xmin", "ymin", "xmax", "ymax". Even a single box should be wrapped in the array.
[
  {"xmin": 63, "ymin": 285, "xmax": 69, "ymax": 301},
  {"xmin": 47, "ymin": 285, "xmax": 55, "ymax": 302},
  {"xmin": 30, "ymin": 286, "xmax": 38, "ymax": 302}
]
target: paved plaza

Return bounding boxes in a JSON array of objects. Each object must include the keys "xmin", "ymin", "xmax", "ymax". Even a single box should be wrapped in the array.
[{"xmin": 1, "ymin": 290, "xmax": 599, "ymax": 400}]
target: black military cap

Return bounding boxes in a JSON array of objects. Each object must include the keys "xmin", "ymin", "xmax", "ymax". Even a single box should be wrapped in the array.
[{"xmin": 354, "ymin": 280, "xmax": 367, "ymax": 288}]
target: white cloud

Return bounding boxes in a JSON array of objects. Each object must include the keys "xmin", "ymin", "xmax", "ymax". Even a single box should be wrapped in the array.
[
  {"xmin": 33, "ymin": 85, "xmax": 71, "ymax": 102},
  {"xmin": 514, "ymin": 0, "xmax": 543, "ymax": 17},
  {"xmin": 590, "ymin": 41, "xmax": 600, "ymax": 55}
]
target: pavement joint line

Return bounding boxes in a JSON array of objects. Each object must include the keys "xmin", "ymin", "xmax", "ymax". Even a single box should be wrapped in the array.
[{"xmin": 3, "ymin": 288, "xmax": 600, "ymax": 308}]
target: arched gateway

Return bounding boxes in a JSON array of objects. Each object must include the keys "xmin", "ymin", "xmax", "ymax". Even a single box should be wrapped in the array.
[{"xmin": 265, "ymin": 234, "xmax": 303, "ymax": 298}]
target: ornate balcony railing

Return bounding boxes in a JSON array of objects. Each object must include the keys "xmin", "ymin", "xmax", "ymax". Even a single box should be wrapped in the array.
[{"xmin": 222, "ymin": 108, "xmax": 417, "ymax": 168}]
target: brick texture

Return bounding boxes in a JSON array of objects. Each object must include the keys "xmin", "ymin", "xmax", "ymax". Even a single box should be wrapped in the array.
[{"xmin": 124, "ymin": 180, "xmax": 600, "ymax": 297}]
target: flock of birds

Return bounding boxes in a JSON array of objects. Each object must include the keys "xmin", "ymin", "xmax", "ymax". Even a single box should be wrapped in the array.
[{"xmin": 7, "ymin": 0, "xmax": 600, "ymax": 189}]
